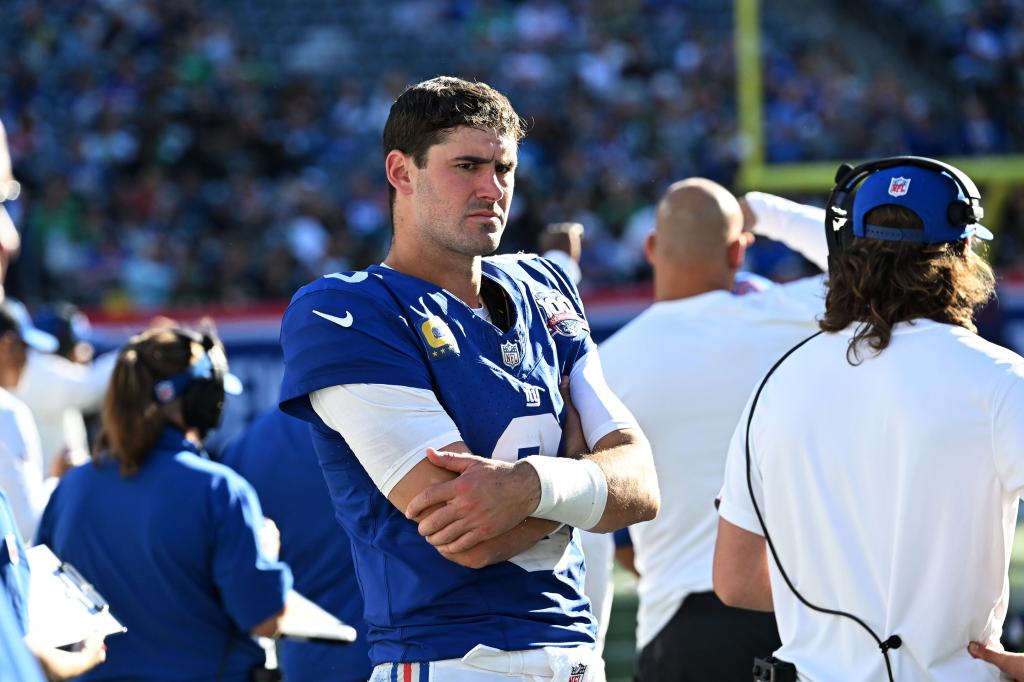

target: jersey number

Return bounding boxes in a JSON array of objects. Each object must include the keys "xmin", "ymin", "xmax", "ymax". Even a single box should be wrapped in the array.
[{"xmin": 492, "ymin": 414, "xmax": 562, "ymax": 463}]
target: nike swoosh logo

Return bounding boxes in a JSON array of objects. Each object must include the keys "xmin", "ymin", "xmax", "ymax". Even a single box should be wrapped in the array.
[
  {"xmin": 325, "ymin": 272, "xmax": 368, "ymax": 283},
  {"xmin": 313, "ymin": 310, "xmax": 354, "ymax": 328}
]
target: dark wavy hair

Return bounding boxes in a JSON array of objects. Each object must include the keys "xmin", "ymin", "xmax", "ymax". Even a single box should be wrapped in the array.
[
  {"xmin": 382, "ymin": 76, "xmax": 526, "ymax": 216},
  {"xmin": 820, "ymin": 205, "xmax": 996, "ymax": 364}
]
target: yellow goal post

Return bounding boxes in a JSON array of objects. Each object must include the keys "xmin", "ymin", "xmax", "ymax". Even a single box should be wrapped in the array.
[{"xmin": 733, "ymin": 0, "xmax": 1024, "ymax": 234}]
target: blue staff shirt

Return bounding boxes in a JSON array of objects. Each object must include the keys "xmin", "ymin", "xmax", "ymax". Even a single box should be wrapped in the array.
[
  {"xmin": 279, "ymin": 256, "xmax": 598, "ymax": 666},
  {"xmin": 0, "ymin": 488, "xmax": 30, "ymax": 635},
  {"xmin": 221, "ymin": 408, "xmax": 371, "ymax": 682},
  {"xmin": 36, "ymin": 427, "xmax": 293, "ymax": 681},
  {"xmin": 0, "ymin": 593, "xmax": 44, "ymax": 681}
]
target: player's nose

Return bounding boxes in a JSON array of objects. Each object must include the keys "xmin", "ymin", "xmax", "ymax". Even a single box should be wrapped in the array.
[{"xmin": 475, "ymin": 168, "xmax": 505, "ymax": 203}]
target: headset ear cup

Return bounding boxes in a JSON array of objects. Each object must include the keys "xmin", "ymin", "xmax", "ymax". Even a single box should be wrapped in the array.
[
  {"xmin": 947, "ymin": 200, "xmax": 974, "ymax": 226},
  {"xmin": 181, "ymin": 378, "xmax": 226, "ymax": 434},
  {"xmin": 834, "ymin": 162, "xmax": 855, "ymax": 185}
]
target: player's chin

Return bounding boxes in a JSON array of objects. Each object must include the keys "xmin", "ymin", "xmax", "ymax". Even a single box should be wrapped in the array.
[{"xmin": 465, "ymin": 224, "xmax": 504, "ymax": 253}]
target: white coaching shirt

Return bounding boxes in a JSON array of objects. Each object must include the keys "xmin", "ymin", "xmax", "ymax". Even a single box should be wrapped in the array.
[
  {"xmin": 0, "ymin": 387, "xmax": 49, "ymax": 542},
  {"xmin": 600, "ymin": 192, "xmax": 827, "ymax": 649},
  {"xmin": 719, "ymin": 320, "xmax": 1024, "ymax": 682}
]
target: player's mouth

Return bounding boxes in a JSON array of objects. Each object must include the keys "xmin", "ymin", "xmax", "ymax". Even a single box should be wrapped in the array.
[
  {"xmin": 467, "ymin": 210, "xmax": 501, "ymax": 219},
  {"xmin": 466, "ymin": 210, "xmax": 503, "ymax": 225}
]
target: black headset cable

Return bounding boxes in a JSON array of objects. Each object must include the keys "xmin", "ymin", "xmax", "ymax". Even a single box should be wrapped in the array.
[{"xmin": 743, "ymin": 330, "xmax": 902, "ymax": 682}]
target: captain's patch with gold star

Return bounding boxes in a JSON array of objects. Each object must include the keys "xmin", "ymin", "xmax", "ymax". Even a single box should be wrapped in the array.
[{"xmin": 420, "ymin": 316, "xmax": 460, "ymax": 358}]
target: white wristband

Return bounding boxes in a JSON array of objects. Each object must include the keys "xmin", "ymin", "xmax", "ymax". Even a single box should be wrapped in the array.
[{"xmin": 523, "ymin": 455, "xmax": 608, "ymax": 530}]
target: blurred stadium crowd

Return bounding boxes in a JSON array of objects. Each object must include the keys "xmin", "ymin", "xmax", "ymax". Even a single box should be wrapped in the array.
[{"xmin": 2, "ymin": 0, "xmax": 1024, "ymax": 311}]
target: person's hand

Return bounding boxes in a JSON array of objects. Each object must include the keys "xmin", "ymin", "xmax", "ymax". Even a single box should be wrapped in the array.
[
  {"xmin": 969, "ymin": 641, "xmax": 1024, "ymax": 680},
  {"xmin": 49, "ymin": 447, "xmax": 74, "ymax": 478},
  {"xmin": 540, "ymin": 222, "xmax": 584, "ymax": 263},
  {"xmin": 49, "ymin": 447, "xmax": 90, "ymax": 478},
  {"xmin": 27, "ymin": 634, "xmax": 106, "ymax": 681},
  {"xmin": 739, "ymin": 196, "xmax": 758, "ymax": 234},
  {"xmin": 405, "ymin": 448, "xmax": 541, "ymax": 554},
  {"xmin": 259, "ymin": 518, "xmax": 281, "ymax": 561},
  {"xmin": 145, "ymin": 315, "xmax": 178, "ymax": 331},
  {"xmin": 559, "ymin": 376, "xmax": 587, "ymax": 457}
]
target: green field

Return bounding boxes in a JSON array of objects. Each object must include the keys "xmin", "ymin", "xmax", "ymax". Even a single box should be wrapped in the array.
[{"xmin": 604, "ymin": 566, "xmax": 640, "ymax": 682}]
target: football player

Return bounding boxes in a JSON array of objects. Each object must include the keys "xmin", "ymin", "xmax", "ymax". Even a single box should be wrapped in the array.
[{"xmin": 279, "ymin": 76, "xmax": 658, "ymax": 681}]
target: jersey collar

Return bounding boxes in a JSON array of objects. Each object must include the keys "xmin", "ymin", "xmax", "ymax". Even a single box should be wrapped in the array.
[{"xmin": 153, "ymin": 426, "xmax": 205, "ymax": 458}]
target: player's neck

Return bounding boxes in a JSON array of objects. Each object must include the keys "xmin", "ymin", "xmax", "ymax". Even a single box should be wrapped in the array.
[
  {"xmin": 384, "ymin": 245, "xmax": 483, "ymax": 307},
  {"xmin": 654, "ymin": 268, "xmax": 732, "ymax": 301}
]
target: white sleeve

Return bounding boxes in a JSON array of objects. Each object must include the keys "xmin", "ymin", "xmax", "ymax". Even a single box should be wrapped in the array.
[
  {"xmin": 745, "ymin": 191, "xmax": 829, "ymax": 272},
  {"xmin": 0, "ymin": 403, "xmax": 49, "ymax": 543},
  {"xmin": 569, "ymin": 349, "xmax": 640, "ymax": 450},
  {"xmin": 18, "ymin": 351, "xmax": 117, "ymax": 415},
  {"xmin": 717, "ymin": 395, "xmax": 766, "ymax": 536},
  {"xmin": 310, "ymin": 384, "xmax": 462, "ymax": 497}
]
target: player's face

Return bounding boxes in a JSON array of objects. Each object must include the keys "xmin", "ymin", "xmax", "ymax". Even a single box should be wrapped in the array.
[
  {"xmin": 411, "ymin": 126, "xmax": 517, "ymax": 258},
  {"xmin": 0, "ymin": 333, "xmax": 26, "ymax": 390}
]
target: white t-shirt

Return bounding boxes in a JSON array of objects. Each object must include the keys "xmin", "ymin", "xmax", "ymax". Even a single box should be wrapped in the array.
[
  {"xmin": 718, "ymin": 320, "xmax": 1024, "ymax": 682},
  {"xmin": 600, "ymin": 193, "xmax": 827, "ymax": 649},
  {"xmin": 16, "ymin": 351, "xmax": 116, "ymax": 474},
  {"xmin": 0, "ymin": 387, "xmax": 49, "ymax": 542}
]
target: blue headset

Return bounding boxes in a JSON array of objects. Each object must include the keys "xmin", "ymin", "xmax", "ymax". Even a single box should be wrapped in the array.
[
  {"xmin": 824, "ymin": 156, "xmax": 992, "ymax": 275},
  {"xmin": 152, "ymin": 330, "xmax": 242, "ymax": 434}
]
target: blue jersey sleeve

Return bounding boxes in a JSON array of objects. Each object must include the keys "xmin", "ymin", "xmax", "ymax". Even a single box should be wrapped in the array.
[
  {"xmin": 279, "ymin": 275, "xmax": 432, "ymax": 421},
  {"xmin": 210, "ymin": 470, "xmax": 293, "ymax": 631}
]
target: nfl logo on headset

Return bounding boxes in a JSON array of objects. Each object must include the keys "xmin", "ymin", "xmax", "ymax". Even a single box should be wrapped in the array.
[
  {"xmin": 500, "ymin": 340, "xmax": 522, "ymax": 369},
  {"xmin": 888, "ymin": 176, "xmax": 911, "ymax": 197},
  {"xmin": 155, "ymin": 380, "xmax": 176, "ymax": 403}
]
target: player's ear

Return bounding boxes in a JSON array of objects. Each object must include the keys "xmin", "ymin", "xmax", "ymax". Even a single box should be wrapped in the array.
[
  {"xmin": 643, "ymin": 230, "xmax": 656, "ymax": 267},
  {"xmin": 385, "ymin": 150, "xmax": 415, "ymax": 197},
  {"xmin": 726, "ymin": 235, "xmax": 748, "ymax": 270}
]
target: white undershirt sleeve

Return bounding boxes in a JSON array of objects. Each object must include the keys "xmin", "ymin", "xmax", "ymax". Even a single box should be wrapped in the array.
[
  {"xmin": 310, "ymin": 384, "xmax": 462, "ymax": 497},
  {"xmin": 745, "ymin": 191, "xmax": 829, "ymax": 272},
  {"xmin": 569, "ymin": 349, "xmax": 640, "ymax": 450}
]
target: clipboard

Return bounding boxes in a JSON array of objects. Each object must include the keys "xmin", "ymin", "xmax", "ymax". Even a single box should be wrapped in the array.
[
  {"xmin": 26, "ymin": 545, "xmax": 126, "ymax": 649},
  {"xmin": 279, "ymin": 589, "xmax": 357, "ymax": 646}
]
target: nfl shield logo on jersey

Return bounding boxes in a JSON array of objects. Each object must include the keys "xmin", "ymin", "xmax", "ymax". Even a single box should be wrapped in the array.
[
  {"xmin": 888, "ymin": 176, "xmax": 911, "ymax": 197},
  {"xmin": 500, "ymin": 340, "xmax": 522, "ymax": 369},
  {"xmin": 568, "ymin": 663, "xmax": 587, "ymax": 682}
]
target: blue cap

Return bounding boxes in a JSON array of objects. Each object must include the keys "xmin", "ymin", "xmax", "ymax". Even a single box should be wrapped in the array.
[
  {"xmin": 33, "ymin": 302, "xmax": 93, "ymax": 358},
  {"xmin": 852, "ymin": 165, "xmax": 993, "ymax": 244},
  {"xmin": 0, "ymin": 300, "xmax": 59, "ymax": 353}
]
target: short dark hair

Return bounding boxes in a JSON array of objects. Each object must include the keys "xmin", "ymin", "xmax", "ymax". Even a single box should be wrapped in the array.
[
  {"xmin": 820, "ymin": 205, "xmax": 995, "ymax": 364},
  {"xmin": 382, "ymin": 76, "xmax": 526, "ymax": 213}
]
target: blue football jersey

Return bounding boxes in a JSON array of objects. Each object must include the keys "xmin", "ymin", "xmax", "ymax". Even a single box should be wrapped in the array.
[{"xmin": 279, "ymin": 255, "xmax": 599, "ymax": 665}]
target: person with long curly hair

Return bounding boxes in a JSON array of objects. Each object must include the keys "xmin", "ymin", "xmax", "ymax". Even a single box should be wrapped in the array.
[{"xmin": 714, "ymin": 159, "xmax": 1024, "ymax": 682}]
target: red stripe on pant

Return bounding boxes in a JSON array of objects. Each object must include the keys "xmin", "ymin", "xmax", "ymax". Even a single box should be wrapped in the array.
[{"xmin": 403, "ymin": 663, "xmax": 412, "ymax": 682}]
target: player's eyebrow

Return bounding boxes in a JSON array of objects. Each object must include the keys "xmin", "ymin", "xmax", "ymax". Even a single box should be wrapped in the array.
[
  {"xmin": 452, "ymin": 155, "xmax": 493, "ymax": 164},
  {"xmin": 451, "ymin": 154, "xmax": 517, "ymax": 171}
]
